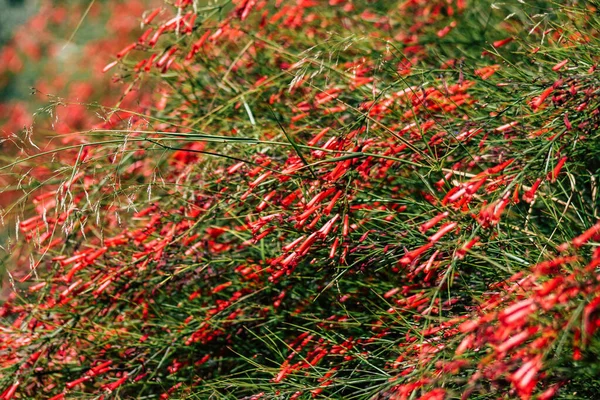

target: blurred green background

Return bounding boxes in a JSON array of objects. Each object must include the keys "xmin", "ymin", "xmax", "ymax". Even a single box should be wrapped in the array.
[
  {"xmin": 0, "ymin": 0, "xmax": 37, "ymax": 102},
  {"xmin": 0, "ymin": 0, "xmax": 37, "ymax": 46}
]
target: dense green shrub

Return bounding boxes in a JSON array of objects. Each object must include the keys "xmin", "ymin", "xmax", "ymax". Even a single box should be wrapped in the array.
[{"xmin": 3, "ymin": 1, "xmax": 600, "ymax": 399}]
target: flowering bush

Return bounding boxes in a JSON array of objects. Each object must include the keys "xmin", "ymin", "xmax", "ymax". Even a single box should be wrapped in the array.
[{"xmin": 2, "ymin": 0, "xmax": 600, "ymax": 399}]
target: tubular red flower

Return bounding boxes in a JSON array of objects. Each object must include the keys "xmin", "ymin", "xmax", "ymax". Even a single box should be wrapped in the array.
[
  {"xmin": 307, "ymin": 127, "xmax": 331, "ymax": 146},
  {"xmin": 456, "ymin": 236, "xmax": 480, "ymax": 259},
  {"xmin": 400, "ymin": 243, "xmax": 434, "ymax": 266},
  {"xmin": 329, "ymin": 237, "xmax": 339, "ymax": 259},
  {"xmin": 531, "ymin": 86, "xmax": 553, "ymax": 110},
  {"xmin": 496, "ymin": 326, "xmax": 538, "ymax": 353},
  {"xmin": 0, "ymin": 383, "xmax": 19, "ymax": 400},
  {"xmin": 429, "ymin": 222, "xmax": 457, "ymax": 243},
  {"xmin": 283, "ymin": 235, "xmax": 306, "ymax": 252},
  {"xmin": 143, "ymin": 8, "xmax": 162, "ymax": 25},
  {"xmin": 486, "ymin": 159, "xmax": 514, "ymax": 175},
  {"xmin": 419, "ymin": 212, "xmax": 449, "ymax": 233},
  {"xmin": 89, "ymin": 361, "xmax": 113, "ymax": 377},
  {"xmin": 495, "ymin": 122, "xmax": 518, "ymax": 133},
  {"xmin": 552, "ymin": 59, "xmax": 569, "ymax": 71},
  {"xmin": 318, "ymin": 214, "xmax": 340, "ymax": 238},
  {"xmin": 250, "ymin": 171, "xmax": 272, "ymax": 187},
  {"xmin": 66, "ymin": 376, "xmax": 90, "ymax": 390},
  {"xmin": 573, "ymin": 222, "xmax": 600, "ymax": 247},
  {"xmin": 103, "ymin": 373, "xmax": 129, "ymax": 392},
  {"xmin": 102, "ymin": 61, "xmax": 118, "ymax": 73},
  {"xmin": 510, "ymin": 356, "xmax": 542, "ymax": 396},
  {"xmin": 138, "ymin": 28, "xmax": 153, "ymax": 44},
  {"xmin": 493, "ymin": 37, "xmax": 513, "ymax": 48},
  {"xmin": 212, "ymin": 281, "xmax": 232, "ymax": 294},
  {"xmin": 523, "ymin": 178, "xmax": 542, "ymax": 203},
  {"xmin": 296, "ymin": 232, "xmax": 319, "ymax": 255},
  {"xmin": 324, "ymin": 190, "xmax": 343, "ymax": 215},
  {"xmin": 499, "ymin": 299, "xmax": 537, "ymax": 326},
  {"xmin": 547, "ymin": 156, "xmax": 567, "ymax": 182},
  {"xmin": 116, "ymin": 43, "xmax": 137, "ymax": 59},
  {"xmin": 342, "ymin": 214, "xmax": 350, "ymax": 237}
]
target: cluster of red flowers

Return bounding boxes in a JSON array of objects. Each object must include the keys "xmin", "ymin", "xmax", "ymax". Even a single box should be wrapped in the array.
[
  {"xmin": 0, "ymin": 0, "xmax": 158, "ymax": 210},
  {"xmin": 2, "ymin": 0, "xmax": 600, "ymax": 399}
]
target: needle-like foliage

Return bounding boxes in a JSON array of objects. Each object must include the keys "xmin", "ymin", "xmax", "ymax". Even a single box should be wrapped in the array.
[{"xmin": 3, "ymin": 1, "xmax": 600, "ymax": 399}]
